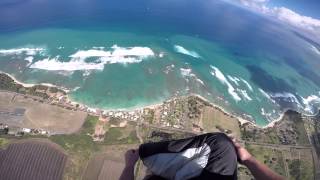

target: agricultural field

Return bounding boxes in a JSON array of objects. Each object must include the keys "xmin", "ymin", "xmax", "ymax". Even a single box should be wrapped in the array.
[{"xmin": 0, "ymin": 139, "xmax": 67, "ymax": 180}]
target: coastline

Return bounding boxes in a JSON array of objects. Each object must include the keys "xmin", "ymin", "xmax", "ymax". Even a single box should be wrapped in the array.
[
  {"xmin": 2, "ymin": 72, "xmax": 35, "ymax": 88},
  {"xmin": 1, "ymin": 71, "xmax": 316, "ymax": 129},
  {"xmin": 0, "ymin": 71, "xmax": 71, "ymax": 92}
]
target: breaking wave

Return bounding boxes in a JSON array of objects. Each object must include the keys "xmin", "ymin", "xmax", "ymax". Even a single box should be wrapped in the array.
[
  {"xmin": 270, "ymin": 92, "xmax": 320, "ymax": 115},
  {"xmin": 240, "ymin": 78, "xmax": 253, "ymax": 91},
  {"xmin": 238, "ymin": 89, "xmax": 252, "ymax": 101},
  {"xmin": 227, "ymin": 75, "xmax": 240, "ymax": 86},
  {"xmin": 180, "ymin": 68, "xmax": 205, "ymax": 85},
  {"xmin": 174, "ymin": 45, "xmax": 201, "ymax": 58},
  {"xmin": 0, "ymin": 47, "xmax": 45, "ymax": 56},
  {"xmin": 30, "ymin": 45, "xmax": 155, "ymax": 71},
  {"xmin": 210, "ymin": 65, "xmax": 241, "ymax": 101},
  {"xmin": 310, "ymin": 45, "xmax": 320, "ymax": 55},
  {"xmin": 0, "ymin": 47, "xmax": 45, "ymax": 65}
]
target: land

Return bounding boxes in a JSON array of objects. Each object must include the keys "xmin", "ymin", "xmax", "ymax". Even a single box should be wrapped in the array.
[
  {"xmin": 0, "ymin": 139, "xmax": 67, "ymax": 180},
  {"xmin": 0, "ymin": 72, "xmax": 319, "ymax": 180},
  {"xmin": 0, "ymin": 91, "xmax": 87, "ymax": 134}
]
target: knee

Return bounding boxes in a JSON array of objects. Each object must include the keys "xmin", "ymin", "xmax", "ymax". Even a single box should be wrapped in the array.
[
  {"xmin": 206, "ymin": 133, "xmax": 236, "ymax": 152},
  {"xmin": 206, "ymin": 132, "xmax": 232, "ymax": 144}
]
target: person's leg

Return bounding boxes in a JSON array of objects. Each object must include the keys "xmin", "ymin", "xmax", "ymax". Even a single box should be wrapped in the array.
[
  {"xmin": 139, "ymin": 133, "xmax": 238, "ymax": 180},
  {"xmin": 196, "ymin": 133, "xmax": 238, "ymax": 180}
]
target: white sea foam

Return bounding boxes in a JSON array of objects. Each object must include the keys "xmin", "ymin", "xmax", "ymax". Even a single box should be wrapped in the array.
[
  {"xmin": 92, "ymin": 46, "xmax": 104, "ymax": 50},
  {"xmin": 180, "ymin": 68, "xmax": 192, "ymax": 77},
  {"xmin": 164, "ymin": 64, "xmax": 175, "ymax": 74},
  {"xmin": 227, "ymin": 75, "xmax": 240, "ymax": 86},
  {"xmin": 30, "ymin": 56, "xmax": 106, "ymax": 71},
  {"xmin": 300, "ymin": 95, "xmax": 320, "ymax": 114},
  {"xmin": 260, "ymin": 108, "xmax": 276, "ymax": 121},
  {"xmin": 240, "ymin": 78, "xmax": 253, "ymax": 91},
  {"xmin": 196, "ymin": 78, "xmax": 205, "ymax": 85},
  {"xmin": 310, "ymin": 45, "xmax": 320, "ymax": 55},
  {"xmin": 0, "ymin": 48, "xmax": 44, "ymax": 56},
  {"xmin": 83, "ymin": 70, "xmax": 91, "ymax": 77},
  {"xmin": 270, "ymin": 92, "xmax": 302, "ymax": 107},
  {"xmin": 210, "ymin": 65, "xmax": 241, "ymax": 101},
  {"xmin": 159, "ymin": 52, "xmax": 165, "ymax": 58},
  {"xmin": 73, "ymin": 86, "xmax": 81, "ymax": 91},
  {"xmin": 180, "ymin": 68, "xmax": 205, "ymax": 86},
  {"xmin": 70, "ymin": 45, "xmax": 154, "ymax": 59},
  {"xmin": 30, "ymin": 45, "xmax": 155, "ymax": 71},
  {"xmin": 24, "ymin": 56, "xmax": 34, "ymax": 66},
  {"xmin": 268, "ymin": 92, "xmax": 320, "ymax": 114},
  {"xmin": 174, "ymin": 45, "xmax": 201, "ymax": 58},
  {"xmin": 238, "ymin": 89, "xmax": 252, "ymax": 101},
  {"xmin": 259, "ymin": 88, "xmax": 271, "ymax": 100}
]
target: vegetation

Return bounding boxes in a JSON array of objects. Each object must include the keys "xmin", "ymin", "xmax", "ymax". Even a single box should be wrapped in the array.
[
  {"xmin": 0, "ymin": 73, "xmax": 50, "ymax": 98},
  {"xmin": 187, "ymin": 97, "xmax": 202, "ymax": 119},
  {"xmin": 81, "ymin": 115, "xmax": 99, "ymax": 135},
  {"xmin": 48, "ymin": 86, "xmax": 66, "ymax": 95},
  {"xmin": 49, "ymin": 115, "xmax": 99, "ymax": 180},
  {"xmin": 144, "ymin": 109, "xmax": 155, "ymax": 124},
  {"xmin": 0, "ymin": 73, "xmax": 24, "ymax": 92},
  {"xmin": 103, "ymin": 127, "xmax": 139, "ymax": 145},
  {"xmin": 246, "ymin": 144, "xmax": 286, "ymax": 177},
  {"xmin": 0, "ymin": 90, "xmax": 317, "ymax": 180},
  {"xmin": 241, "ymin": 110, "xmax": 309, "ymax": 145},
  {"xmin": 143, "ymin": 128, "xmax": 195, "ymax": 143},
  {"xmin": 0, "ymin": 138, "xmax": 9, "ymax": 147}
]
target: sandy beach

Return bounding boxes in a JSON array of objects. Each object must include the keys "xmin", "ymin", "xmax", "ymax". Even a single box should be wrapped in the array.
[
  {"xmin": 1, "ymin": 71, "xmax": 307, "ymax": 129},
  {"xmin": 1, "ymin": 71, "xmax": 36, "ymax": 88}
]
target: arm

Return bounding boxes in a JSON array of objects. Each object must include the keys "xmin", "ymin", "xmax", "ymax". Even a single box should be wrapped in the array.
[
  {"xmin": 232, "ymin": 139, "xmax": 285, "ymax": 180},
  {"xmin": 119, "ymin": 149, "xmax": 139, "ymax": 180}
]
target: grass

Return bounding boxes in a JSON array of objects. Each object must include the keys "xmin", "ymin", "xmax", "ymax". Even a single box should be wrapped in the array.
[
  {"xmin": 49, "ymin": 134, "xmax": 99, "ymax": 180},
  {"xmin": 202, "ymin": 106, "xmax": 241, "ymax": 138},
  {"xmin": 293, "ymin": 121, "xmax": 309, "ymax": 145},
  {"xmin": 246, "ymin": 144, "xmax": 286, "ymax": 176},
  {"xmin": 48, "ymin": 115, "xmax": 100, "ymax": 180},
  {"xmin": 241, "ymin": 126, "xmax": 281, "ymax": 144},
  {"xmin": 50, "ymin": 134, "xmax": 98, "ymax": 156},
  {"xmin": 145, "ymin": 109, "xmax": 155, "ymax": 124},
  {"xmin": 103, "ymin": 127, "xmax": 139, "ymax": 145},
  {"xmin": 81, "ymin": 115, "xmax": 99, "ymax": 135},
  {"xmin": 264, "ymin": 130, "xmax": 281, "ymax": 144},
  {"xmin": 0, "ymin": 138, "xmax": 9, "ymax": 147},
  {"xmin": 48, "ymin": 115, "xmax": 141, "ymax": 179},
  {"xmin": 288, "ymin": 159, "xmax": 314, "ymax": 180}
]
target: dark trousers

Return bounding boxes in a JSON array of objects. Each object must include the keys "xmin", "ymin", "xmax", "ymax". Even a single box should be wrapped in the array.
[{"xmin": 139, "ymin": 133, "xmax": 238, "ymax": 180}]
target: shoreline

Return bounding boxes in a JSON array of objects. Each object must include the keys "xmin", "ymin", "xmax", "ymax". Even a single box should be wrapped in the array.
[
  {"xmin": 1, "ymin": 71, "xmax": 317, "ymax": 129},
  {"xmin": 0, "ymin": 71, "xmax": 71, "ymax": 92}
]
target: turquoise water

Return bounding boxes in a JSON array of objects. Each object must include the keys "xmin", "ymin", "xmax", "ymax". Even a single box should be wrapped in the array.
[{"xmin": 0, "ymin": 0, "xmax": 320, "ymax": 126}]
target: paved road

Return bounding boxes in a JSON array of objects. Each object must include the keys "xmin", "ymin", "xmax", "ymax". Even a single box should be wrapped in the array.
[{"xmin": 245, "ymin": 141, "xmax": 312, "ymax": 149}]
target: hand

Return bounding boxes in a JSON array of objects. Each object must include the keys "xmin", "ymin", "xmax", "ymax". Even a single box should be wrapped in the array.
[
  {"xmin": 124, "ymin": 149, "xmax": 139, "ymax": 168},
  {"xmin": 229, "ymin": 136, "xmax": 252, "ymax": 164}
]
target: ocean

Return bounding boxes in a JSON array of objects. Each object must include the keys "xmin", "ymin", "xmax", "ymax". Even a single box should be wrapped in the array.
[{"xmin": 0, "ymin": 0, "xmax": 320, "ymax": 126}]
